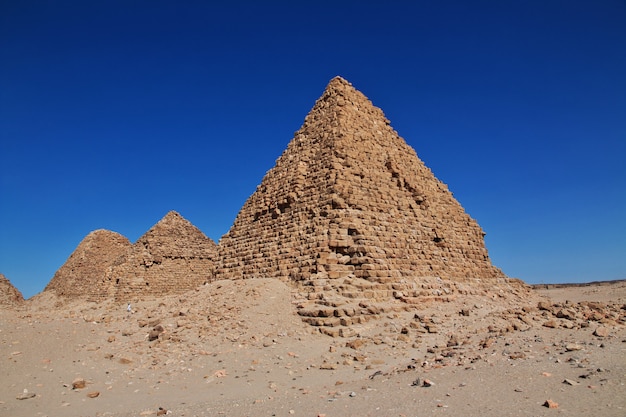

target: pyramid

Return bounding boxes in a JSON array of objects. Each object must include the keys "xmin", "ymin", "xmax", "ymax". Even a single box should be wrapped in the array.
[
  {"xmin": 0, "ymin": 273, "xmax": 24, "ymax": 307},
  {"xmin": 44, "ymin": 229, "xmax": 132, "ymax": 300},
  {"xmin": 106, "ymin": 211, "xmax": 217, "ymax": 300},
  {"xmin": 216, "ymin": 77, "xmax": 509, "ymax": 322}
]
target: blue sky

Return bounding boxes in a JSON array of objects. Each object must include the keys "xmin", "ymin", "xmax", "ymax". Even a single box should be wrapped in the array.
[{"xmin": 1, "ymin": 1, "xmax": 625, "ymax": 299}]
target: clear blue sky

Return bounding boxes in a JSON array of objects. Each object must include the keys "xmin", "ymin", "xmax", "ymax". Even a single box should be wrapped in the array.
[{"xmin": 1, "ymin": 1, "xmax": 625, "ymax": 299}]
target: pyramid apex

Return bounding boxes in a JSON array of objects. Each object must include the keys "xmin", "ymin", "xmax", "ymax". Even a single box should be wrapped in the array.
[
  {"xmin": 328, "ymin": 75, "xmax": 350, "ymax": 85},
  {"xmin": 324, "ymin": 76, "xmax": 354, "ymax": 93},
  {"xmin": 150, "ymin": 211, "xmax": 187, "ymax": 229},
  {"xmin": 140, "ymin": 210, "xmax": 216, "ymax": 247},
  {"xmin": 86, "ymin": 229, "xmax": 128, "ymax": 240},
  {"xmin": 162, "ymin": 210, "xmax": 182, "ymax": 220}
]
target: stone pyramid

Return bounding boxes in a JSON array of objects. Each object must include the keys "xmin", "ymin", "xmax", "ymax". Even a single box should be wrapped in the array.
[
  {"xmin": 44, "ymin": 229, "xmax": 132, "ymax": 300},
  {"xmin": 106, "ymin": 211, "xmax": 217, "ymax": 300},
  {"xmin": 216, "ymin": 77, "xmax": 513, "ymax": 335},
  {"xmin": 0, "ymin": 273, "xmax": 24, "ymax": 307},
  {"xmin": 217, "ymin": 76, "xmax": 504, "ymax": 283}
]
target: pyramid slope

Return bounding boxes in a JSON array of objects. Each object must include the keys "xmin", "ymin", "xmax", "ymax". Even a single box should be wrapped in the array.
[
  {"xmin": 0, "ymin": 273, "xmax": 24, "ymax": 307},
  {"xmin": 43, "ymin": 229, "xmax": 132, "ymax": 300},
  {"xmin": 217, "ymin": 77, "xmax": 505, "ymax": 284},
  {"xmin": 106, "ymin": 211, "xmax": 217, "ymax": 300}
]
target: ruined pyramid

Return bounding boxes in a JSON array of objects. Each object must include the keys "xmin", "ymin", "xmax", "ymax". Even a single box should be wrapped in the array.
[
  {"xmin": 217, "ymin": 76, "xmax": 506, "ymax": 291},
  {"xmin": 0, "ymin": 273, "xmax": 24, "ymax": 307},
  {"xmin": 44, "ymin": 229, "xmax": 132, "ymax": 300},
  {"xmin": 105, "ymin": 211, "xmax": 217, "ymax": 301}
]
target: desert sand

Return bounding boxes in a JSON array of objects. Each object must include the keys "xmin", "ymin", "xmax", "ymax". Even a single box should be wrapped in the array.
[{"xmin": 1, "ymin": 279, "xmax": 624, "ymax": 417}]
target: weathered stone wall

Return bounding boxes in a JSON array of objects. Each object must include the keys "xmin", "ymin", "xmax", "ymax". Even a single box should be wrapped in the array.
[
  {"xmin": 216, "ymin": 77, "xmax": 505, "ymax": 285},
  {"xmin": 44, "ymin": 230, "xmax": 132, "ymax": 300},
  {"xmin": 0, "ymin": 273, "xmax": 24, "ymax": 307},
  {"xmin": 105, "ymin": 211, "xmax": 217, "ymax": 301}
]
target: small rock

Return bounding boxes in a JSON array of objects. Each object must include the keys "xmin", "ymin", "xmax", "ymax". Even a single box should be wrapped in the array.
[
  {"xmin": 148, "ymin": 325, "xmax": 164, "ymax": 341},
  {"xmin": 565, "ymin": 343, "xmax": 583, "ymax": 352},
  {"xmin": 543, "ymin": 399, "xmax": 559, "ymax": 408},
  {"xmin": 156, "ymin": 407, "xmax": 168, "ymax": 416},
  {"xmin": 481, "ymin": 337, "xmax": 495, "ymax": 348},
  {"xmin": 556, "ymin": 308, "xmax": 577, "ymax": 320},
  {"xmin": 538, "ymin": 301, "xmax": 552, "ymax": 311},
  {"xmin": 349, "ymin": 391, "xmax": 357, "ymax": 397},
  {"xmin": 563, "ymin": 379, "xmax": 580, "ymax": 386},
  {"xmin": 422, "ymin": 379, "xmax": 434, "ymax": 387},
  {"xmin": 447, "ymin": 335, "xmax": 460, "ymax": 347},
  {"xmin": 16, "ymin": 390, "xmax": 36, "ymax": 400},
  {"xmin": 107, "ymin": 335, "xmax": 116, "ymax": 343},
  {"xmin": 543, "ymin": 320, "xmax": 558, "ymax": 328},
  {"xmin": 426, "ymin": 324, "xmax": 438, "ymax": 334},
  {"xmin": 86, "ymin": 391, "xmax": 100, "ymax": 398},
  {"xmin": 593, "ymin": 327, "xmax": 609, "ymax": 337},
  {"xmin": 72, "ymin": 378, "xmax": 86, "ymax": 390},
  {"xmin": 346, "ymin": 339, "xmax": 365, "ymax": 350}
]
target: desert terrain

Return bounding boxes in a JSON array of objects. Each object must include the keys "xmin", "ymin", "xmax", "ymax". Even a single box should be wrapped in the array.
[
  {"xmin": 2, "ymin": 77, "xmax": 624, "ymax": 417},
  {"xmin": 1, "ymin": 278, "xmax": 624, "ymax": 417}
]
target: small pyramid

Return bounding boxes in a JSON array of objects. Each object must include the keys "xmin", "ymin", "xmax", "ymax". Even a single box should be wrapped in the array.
[
  {"xmin": 43, "ymin": 229, "xmax": 132, "ymax": 300},
  {"xmin": 0, "ymin": 273, "xmax": 24, "ymax": 307},
  {"xmin": 217, "ymin": 76, "xmax": 506, "ymax": 290},
  {"xmin": 106, "ymin": 211, "xmax": 217, "ymax": 300}
]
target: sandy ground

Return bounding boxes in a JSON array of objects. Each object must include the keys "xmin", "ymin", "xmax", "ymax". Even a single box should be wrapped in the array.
[{"xmin": 1, "ymin": 279, "xmax": 624, "ymax": 417}]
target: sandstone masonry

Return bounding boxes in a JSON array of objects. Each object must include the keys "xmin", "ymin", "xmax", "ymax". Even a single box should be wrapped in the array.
[
  {"xmin": 215, "ymin": 76, "xmax": 514, "ymax": 333},
  {"xmin": 217, "ymin": 77, "xmax": 504, "ymax": 284},
  {"xmin": 40, "ymin": 77, "xmax": 518, "ymax": 324},
  {"xmin": 44, "ymin": 229, "xmax": 132, "ymax": 300},
  {"xmin": 105, "ymin": 211, "xmax": 217, "ymax": 301},
  {"xmin": 0, "ymin": 273, "xmax": 24, "ymax": 307}
]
